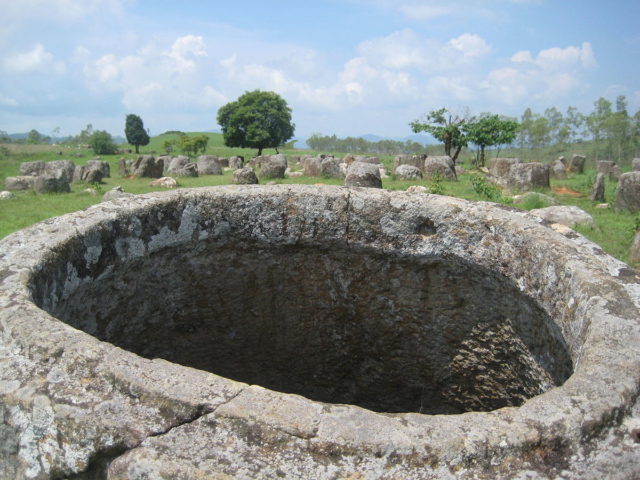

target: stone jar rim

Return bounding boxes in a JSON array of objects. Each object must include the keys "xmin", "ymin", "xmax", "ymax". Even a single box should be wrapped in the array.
[{"xmin": 1, "ymin": 184, "xmax": 639, "ymax": 472}]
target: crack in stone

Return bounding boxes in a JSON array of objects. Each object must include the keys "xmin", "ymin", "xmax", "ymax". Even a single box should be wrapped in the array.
[{"xmin": 64, "ymin": 389, "xmax": 246, "ymax": 480}]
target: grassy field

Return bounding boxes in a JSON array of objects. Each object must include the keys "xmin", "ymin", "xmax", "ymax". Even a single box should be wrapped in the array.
[{"xmin": 1, "ymin": 133, "xmax": 637, "ymax": 266}]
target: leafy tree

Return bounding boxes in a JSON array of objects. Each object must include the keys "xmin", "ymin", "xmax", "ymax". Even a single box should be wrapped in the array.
[
  {"xmin": 125, "ymin": 114, "xmax": 150, "ymax": 154},
  {"xmin": 464, "ymin": 114, "xmax": 519, "ymax": 167},
  {"xmin": 605, "ymin": 95, "xmax": 630, "ymax": 162},
  {"xmin": 27, "ymin": 129, "xmax": 50, "ymax": 144},
  {"xmin": 544, "ymin": 107, "xmax": 564, "ymax": 145},
  {"xmin": 179, "ymin": 134, "xmax": 209, "ymax": 156},
  {"xmin": 89, "ymin": 130, "xmax": 118, "ymax": 155},
  {"xmin": 77, "ymin": 123, "xmax": 94, "ymax": 144},
  {"xmin": 410, "ymin": 107, "xmax": 470, "ymax": 163},
  {"xmin": 217, "ymin": 90, "xmax": 295, "ymax": 155},
  {"xmin": 586, "ymin": 97, "xmax": 612, "ymax": 159},
  {"xmin": 564, "ymin": 106, "xmax": 585, "ymax": 143}
]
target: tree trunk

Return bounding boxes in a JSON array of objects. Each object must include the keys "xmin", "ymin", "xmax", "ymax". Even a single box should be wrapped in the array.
[
  {"xmin": 452, "ymin": 146, "xmax": 462, "ymax": 165},
  {"xmin": 480, "ymin": 145, "xmax": 486, "ymax": 167},
  {"xmin": 135, "ymin": 144, "xmax": 139, "ymax": 154},
  {"xmin": 257, "ymin": 147, "xmax": 263, "ymax": 156},
  {"xmin": 275, "ymin": 147, "xmax": 280, "ymax": 154}
]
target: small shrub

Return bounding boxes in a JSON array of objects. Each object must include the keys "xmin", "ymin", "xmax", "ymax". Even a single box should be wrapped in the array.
[
  {"xmin": 470, "ymin": 174, "xmax": 503, "ymax": 202},
  {"xmin": 89, "ymin": 181, "xmax": 104, "ymax": 194},
  {"xmin": 429, "ymin": 172, "xmax": 445, "ymax": 195}
]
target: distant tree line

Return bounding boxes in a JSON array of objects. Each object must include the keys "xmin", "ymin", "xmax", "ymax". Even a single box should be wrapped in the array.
[
  {"xmin": 517, "ymin": 96, "xmax": 640, "ymax": 164},
  {"xmin": 306, "ymin": 134, "xmax": 428, "ymax": 155}
]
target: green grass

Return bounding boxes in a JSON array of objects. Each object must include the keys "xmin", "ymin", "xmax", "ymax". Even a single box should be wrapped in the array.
[{"xmin": 1, "ymin": 136, "xmax": 638, "ymax": 266}]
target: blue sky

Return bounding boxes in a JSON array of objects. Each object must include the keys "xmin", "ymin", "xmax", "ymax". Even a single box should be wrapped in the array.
[{"xmin": 1, "ymin": 0, "xmax": 639, "ymax": 139}]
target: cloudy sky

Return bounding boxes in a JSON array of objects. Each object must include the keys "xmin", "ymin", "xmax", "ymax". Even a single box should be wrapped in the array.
[{"xmin": 1, "ymin": 0, "xmax": 638, "ymax": 139}]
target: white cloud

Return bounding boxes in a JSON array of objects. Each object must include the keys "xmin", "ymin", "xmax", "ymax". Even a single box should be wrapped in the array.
[
  {"xmin": 398, "ymin": 4, "xmax": 452, "ymax": 20},
  {"xmin": 167, "ymin": 35, "xmax": 208, "ymax": 72},
  {"xmin": 3, "ymin": 44, "xmax": 65, "ymax": 74},
  {"xmin": 481, "ymin": 67, "xmax": 529, "ymax": 105},
  {"xmin": 357, "ymin": 29, "xmax": 490, "ymax": 73},
  {"xmin": 482, "ymin": 42, "xmax": 597, "ymax": 105},
  {"xmin": 511, "ymin": 50, "xmax": 533, "ymax": 63},
  {"xmin": 80, "ymin": 35, "xmax": 228, "ymax": 114},
  {"xmin": 535, "ymin": 42, "xmax": 597, "ymax": 70},
  {"xmin": 448, "ymin": 33, "xmax": 491, "ymax": 58}
]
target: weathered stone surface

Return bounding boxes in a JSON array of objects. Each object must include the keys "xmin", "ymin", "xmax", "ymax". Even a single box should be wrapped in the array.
[
  {"xmin": 149, "ymin": 176, "xmax": 178, "ymax": 188},
  {"xmin": 528, "ymin": 205, "xmax": 595, "ymax": 228},
  {"xmin": 320, "ymin": 157, "xmax": 344, "ymax": 179},
  {"xmin": 44, "ymin": 160, "xmax": 76, "ymax": 183},
  {"xmin": 502, "ymin": 162, "xmax": 550, "ymax": 191},
  {"xmin": 4, "ymin": 176, "xmax": 36, "ymax": 191},
  {"xmin": 344, "ymin": 161, "xmax": 382, "ymax": 188},
  {"xmin": 629, "ymin": 231, "xmax": 640, "ymax": 265},
  {"xmin": 302, "ymin": 156, "xmax": 322, "ymax": 177},
  {"xmin": 196, "ymin": 155, "xmax": 222, "ymax": 175},
  {"xmin": 615, "ymin": 171, "xmax": 640, "ymax": 212},
  {"xmin": 118, "ymin": 157, "xmax": 133, "ymax": 176},
  {"xmin": 395, "ymin": 164, "xmax": 423, "ymax": 180},
  {"xmin": 0, "ymin": 190, "xmax": 16, "ymax": 199},
  {"xmin": 633, "ymin": 158, "xmax": 640, "ymax": 171},
  {"xmin": 86, "ymin": 159, "xmax": 111, "ymax": 178},
  {"xmin": 172, "ymin": 162, "xmax": 198, "ymax": 177},
  {"xmin": 597, "ymin": 160, "xmax": 616, "ymax": 175},
  {"xmin": 233, "ymin": 167, "xmax": 259, "ymax": 184},
  {"xmin": 217, "ymin": 157, "xmax": 229, "ymax": 167},
  {"xmin": 590, "ymin": 172, "xmax": 606, "ymax": 202},
  {"xmin": 19, "ymin": 160, "xmax": 45, "ymax": 176},
  {"xmin": 132, "ymin": 155, "xmax": 164, "ymax": 178},
  {"xmin": 354, "ymin": 155, "xmax": 381, "ymax": 165},
  {"xmin": 259, "ymin": 155, "xmax": 286, "ymax": 179},
  {"xmin": 102, "ymin": 185, "xmax": 133, "ymax": 201},
  {"xmin": 488, "ymin": 157, "xmax": 521, "ymax": 177},
  {"xmin": 568, "ymin": 154, "xmax": 586, "ymax": 173},
  {"xmin": 513, "ymin": 192, "xmax": 559, "ymax": 207},
  {"xmin": 0, "ymin": 185, "xmax": 639, "ymax": 479},
  {"xmin": 406, "ymin": 185, "xmax": 428, "ymax": 193},
  {"xmin": 167, "ymin": 156, "xmax": 190, "ymax": 174},
  {"xmin": 74, "ymin": 164, "xmax": 105, "ymax": 183},
  {"xmin": 33, "ymin": 175, "xmax": 71, "ymax": 194},
  {"xmin": 610, "ymin": 165, "xmax": 622, "ymax": 182},
  {"xmin": 228, "ymin": 156, "xmax": 244, "ymax": 170},
  {"xmin": 551, "ymin": 159, "xmax": 568, "ymax": 179},
  {"xmin": 84, "ymin": 167, "xmax": 104, "ymax": 184},
  {"xmin": 342, "ymin": 154, "xmax": 356, "ymax": 165},
  {"xmin": 394, "ymin": 154, "xmax": 426, "ymax": 172},
  {"xmin": 424, "ymin": 156, "xmax": 456, "ymax": 181}
]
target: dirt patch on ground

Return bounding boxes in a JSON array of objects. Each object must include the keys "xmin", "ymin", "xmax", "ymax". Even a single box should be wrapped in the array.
[{"xmin": 552, "ymin": 186, "xmax": 585, "ymax": 197}]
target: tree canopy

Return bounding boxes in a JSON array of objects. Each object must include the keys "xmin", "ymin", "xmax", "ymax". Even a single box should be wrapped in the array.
[
  {"xmin": 464, "ymin": 114, "xmax": 519, "ymax": 167},
  {"xmin": 125, "ymin": 114, "xmax": 150, "ymax": 154},
  {"xmin": 89, "ymin": 130, "xmax": 118, "ymax": 155},
  {"xmin": 410, "ymin": 108, "xmax": 470, "ymax": 163},
  {"xmin": 217, "ymin": 90, "xmax": 295, "ymax": 155}
]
